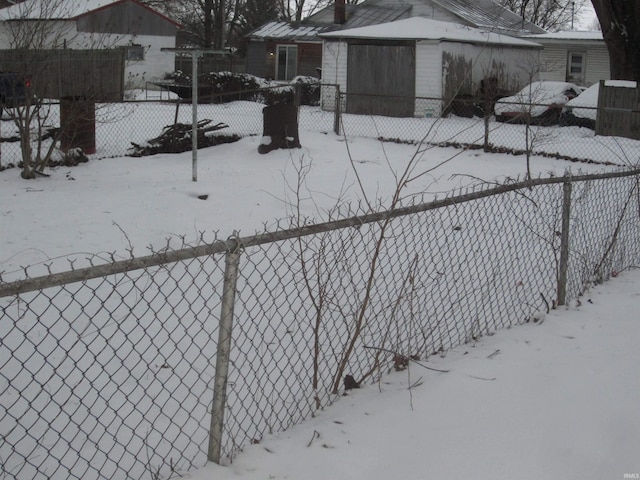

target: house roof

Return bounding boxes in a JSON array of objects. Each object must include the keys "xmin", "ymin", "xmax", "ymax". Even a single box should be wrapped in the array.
[
  {"xmin": 0, "ymin": 0, "xmax": 180, "ymax": 26},
  {"xmin": 306, "ymin": 3, "xmax": 411, "ymax": 28},
  {"xmin": 247, "ymin": 4, "xmax": 411, "ymax": 41},
  {"xmin": 426, "ymin": 0, "xmax": 546, "ymax": 34},
  {"xmin": 524, "ymin": 31, "xmax": 604, "ymax": 41},
  {"xmin": 319, "ymin": 16, "xmax": 542, "ymax": 48},
  {"xmin": 248, "ymin": 0, "xmax": 545, "ymax": 43},
  {"xmin": 247, "ymin": 21, "xmax": 329, "ymax": 42}
]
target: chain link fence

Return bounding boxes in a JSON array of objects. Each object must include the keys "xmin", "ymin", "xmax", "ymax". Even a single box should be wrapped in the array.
[
  {"xmin": 1, "ymin": 168, "xmax": 639, "ymax": 479},
  {"xmin": 1, "ymin": 85, "xmax": 638, "ymax": 171}
]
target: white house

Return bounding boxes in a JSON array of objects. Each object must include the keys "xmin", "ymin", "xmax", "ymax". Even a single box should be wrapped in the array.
[
  {"xmin": 246, "ymin": 0, "xmax": 545, "ymax": 82},
  {"xmin": 319, "ymin": 16, "xmax": 542, "ymax": 117},
  {"xmin": 523, "ymin": 31, "xmax": 609, "ymax": 87},
  {"xmin": 0, "ymin": 0, "xmax": 180, "ymax": 88}
]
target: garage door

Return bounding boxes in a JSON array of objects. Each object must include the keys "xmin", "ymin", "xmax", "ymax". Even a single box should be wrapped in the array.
[{"xmin": 346, "ymin": 42, "xmax": 416, "ymax": 117}]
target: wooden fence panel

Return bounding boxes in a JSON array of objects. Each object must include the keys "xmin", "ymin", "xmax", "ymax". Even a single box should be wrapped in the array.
[
  {"xmin": 0, "ymin": 49, "xmax": 124, "ymax": 101},
  {"xmin": 596, "ymin": 81, "xmax": 640, "ymax": 140}
]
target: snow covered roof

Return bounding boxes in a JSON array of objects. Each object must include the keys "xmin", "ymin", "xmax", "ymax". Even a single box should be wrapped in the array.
[
  {"xmin": 524, "ymin": 31, "xmax": 604, "ymax": 41},
  {"xmin": 320, "ymin": 16, "xmax": 542, "ymax": 48},
  {"xmin": 0, "ymin": 0, "xmax": 178, "ymax": 25}
]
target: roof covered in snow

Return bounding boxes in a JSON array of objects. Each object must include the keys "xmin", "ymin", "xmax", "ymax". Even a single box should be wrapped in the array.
[
  {"xmin": 0, "ymin": 0, "xmax": 178, "ymax": 25},
  {"xmin": 247, "ymin": 0, "xmax": 546, "ymax": 42},
  {"xmin": 524, "ymin": 31, "xmax": 604, "ymax": 41},
  {"xmin": 319, "ymin": 16, "xmax": 542, "ymax": 48}
]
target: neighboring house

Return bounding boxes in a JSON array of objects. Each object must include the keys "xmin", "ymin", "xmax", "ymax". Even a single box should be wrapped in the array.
[
  {"xmin": 319, "ymin": 16, "xmax": 542, "ymax": 117},
  {"xmin": 245, "ymin": 0, "xmax": 545, "ymax": 82},
  {"xmin": 523, "ymin": 31, "xmax": 609, "ymax": 87},
  {"xmin": 0, "ymin": 0, "xmax": 180, "ymax": 89}
]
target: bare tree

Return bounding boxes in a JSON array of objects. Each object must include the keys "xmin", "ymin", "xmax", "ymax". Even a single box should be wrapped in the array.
[
  {"xmin": 591, "ymin": 0, "xmax": 640, "ymax": 81},
  {"xmin": 276, "ymin": 0, "xmax": 324, "ymax": 22},
  {"xmin": 498, "ymin": 0, "xmax": 588, "ymax": 31},
  {"xmin": 0, "ymin": 0, "xmax": 130, "ymax": 178},
  {"xmin": 277, "ymin": 0, "xmax": 362, "ymax": 23}
]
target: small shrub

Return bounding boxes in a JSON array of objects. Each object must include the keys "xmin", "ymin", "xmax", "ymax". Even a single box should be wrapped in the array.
[
  {"xmin": 291, "ymin": 76, "xmax": 321, "ymax": 106},
  {"xmin": 164, "ymin": 71, "xmax": 322, "ymax": 106}
]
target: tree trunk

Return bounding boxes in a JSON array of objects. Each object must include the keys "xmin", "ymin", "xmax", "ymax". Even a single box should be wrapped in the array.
[
  {"xmin": 591, "ymin": 0, "xmax": 640, "ymax": 81},
  {"xmin": 203, "ymin": 0, "xmax": 214, "ymax": 48}
]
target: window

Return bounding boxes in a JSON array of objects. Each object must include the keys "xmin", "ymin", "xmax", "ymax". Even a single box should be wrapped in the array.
[
  {"xmin": 276, "ymin": 45, "xmax": 297, "ymax": 81},
  {"xmin": 566, "ymin": 52, "xmax": 585, "ymax": 84},
  {"xmin": 125, "ymin": 44, "xmax": 145, "ymax": 61}
]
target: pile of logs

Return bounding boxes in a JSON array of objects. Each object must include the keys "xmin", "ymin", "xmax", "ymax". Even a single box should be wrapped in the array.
[{"xmin": 128, "ymin": 119, "xmax": 240, "ymax": 157}]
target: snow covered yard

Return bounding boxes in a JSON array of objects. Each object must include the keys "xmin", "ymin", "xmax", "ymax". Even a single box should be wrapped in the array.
[
  {"xmin": 189, "ymin": 268, "xmax": 640, "ymax": 480},
  {"xmin": 1, "ymin": 100, "xmax": 639, "ymax": 480},
  {"xmin": 0, "ymin": 119, "xmax": 632, "ymax": 277}
]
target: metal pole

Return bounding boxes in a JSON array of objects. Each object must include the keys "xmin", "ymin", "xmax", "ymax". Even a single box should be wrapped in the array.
[
  {"xmin": 334, "ymin": 86, "xmax": 341, "ymax": 135},
  {"xmin": 208, "ymin": 251, "xmax": 241, "ymax": 464},
  {"xmin": 161, "ymin": 48, "xmax": 229, "ymax": 183},
  {"xmin": 557, "ymin": 181, "xmax": 572, "ymax": 306},
  {"xmin": 192, "ymin": 53, "xmax": 198, "ymax": 182}
]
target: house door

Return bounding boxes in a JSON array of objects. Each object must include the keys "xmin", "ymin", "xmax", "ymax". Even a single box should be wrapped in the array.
[
  {"xmin": 567, "ymin": 52, "xmax": 586, "ymax": 85},
  {"xmin": 346, "ymin": 43, "xmax": 415, "ymax": 117}
]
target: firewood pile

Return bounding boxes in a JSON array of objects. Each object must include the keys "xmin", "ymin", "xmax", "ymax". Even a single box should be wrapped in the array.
[{"xmin": 128, "ymin": 119, "xmax": 240, "ymax": 157}]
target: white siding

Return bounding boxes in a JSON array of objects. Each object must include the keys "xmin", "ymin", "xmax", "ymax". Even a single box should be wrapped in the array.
[
  {"xmin": 414, "ymin": 42, "xmax": 443, "ymax": 115},
  {"xmin": 584, "ymin": 45, "xmax": 610, "ymax": 85},
  {"xmin": 320, "ymin": 40, "xmax": 348, "ymax": 110},
  {"xmin": 0, "ymin": 20, "xmax": 174, "ymax": 88},
  {"xmin": 69, "ymin": 32, "xmax": 175, "ymax": 87},
  {"xmin": 538, "ymin": 42, "xmax": 610, "ymax": 87},
  {"xmin": 441, "ymin": 42, "xmax": 540, "ymax": 92},
  {"xmin": 538, "ymin": 45, "xmax": 566, "ymax": 82}
]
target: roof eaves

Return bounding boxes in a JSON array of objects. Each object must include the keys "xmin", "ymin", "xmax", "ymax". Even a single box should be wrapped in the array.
[{"xmin": 71, "ymin": 0, "xmax": 182, "ymax": 28}]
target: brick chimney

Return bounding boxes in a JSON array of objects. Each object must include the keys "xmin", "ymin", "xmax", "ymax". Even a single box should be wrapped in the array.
[{"xmin": 334, "ymin": 0, "xmax": 346, "ymax": 24}]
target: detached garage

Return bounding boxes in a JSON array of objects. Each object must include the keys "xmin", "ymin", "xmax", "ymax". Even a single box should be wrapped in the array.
[{"xmin": 319, "ymin": 17, "xmax": 542, "ymax": 117}]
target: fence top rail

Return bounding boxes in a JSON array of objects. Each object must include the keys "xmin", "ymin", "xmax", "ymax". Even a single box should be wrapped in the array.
[{"xmin": 1, "ymin": 168, "xmax": 638, "ymax": 298}]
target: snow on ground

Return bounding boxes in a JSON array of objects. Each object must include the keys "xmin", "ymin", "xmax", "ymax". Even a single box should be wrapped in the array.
[
  {"xmin": 0, "ymin": 129, "xmax": 625, "ymax": 278},
  {"xmin": 186, "ymin": 269, "xmax": 640, "ymax": 480},
  {"xmin": 1, "ymin": 107, "xmax": 639, "ymax": 479}
]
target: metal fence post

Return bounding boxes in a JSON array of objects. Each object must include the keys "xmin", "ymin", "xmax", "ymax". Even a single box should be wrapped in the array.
[
  {"xmin": 208, "ymin": 250, "xmax": 241, "ymax": 464},
  {"xmin": 557, "ymin": 181, "xmax": 572, "ymax": 306},
  {"xmin": 334, "ymin": 86, "xmax": 341, "ymax": 135}
]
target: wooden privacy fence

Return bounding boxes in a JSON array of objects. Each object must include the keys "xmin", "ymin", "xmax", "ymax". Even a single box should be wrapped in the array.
[
  {"xmin": 596, "ymin": 81, "xmax": 640, "ymax": 141},
  {"xmin": 0, "ymin": 49, "xmax": 124, "ymax": 101}
]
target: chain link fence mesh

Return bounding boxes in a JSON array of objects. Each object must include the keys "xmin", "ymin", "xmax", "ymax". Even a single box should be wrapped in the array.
[
  {"xmin": 1, "ymin": 170, "xmax": 639, "ymax": 479},
  {"xmin": 1, "ymin": 86, "xmax": 638, "ymax": 171}
]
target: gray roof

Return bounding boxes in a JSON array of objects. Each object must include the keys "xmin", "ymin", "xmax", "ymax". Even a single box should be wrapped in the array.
[
  {"xmin": 319, "ymin": 16, "xmax": 542, "ymax": 48},
  {"xmin": 247, "ymin": 0, "xmax": 545, "ymax": 42},
  {"xmin": 430, "ymin": 0, "xmax": 546, "ymax": 34},
  {"xmin": 247, "ymin": 4, "xmax": 411, "ymax": 41}
]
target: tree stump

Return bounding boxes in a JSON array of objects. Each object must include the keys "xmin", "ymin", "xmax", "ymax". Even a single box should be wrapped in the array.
[
  {"xmin": 60, "ymin": 97, "xmax": 96, "ymax": 154},
  {"xmin": 258, "ymin": 104, "xmax": 301, "ymax": 154}
]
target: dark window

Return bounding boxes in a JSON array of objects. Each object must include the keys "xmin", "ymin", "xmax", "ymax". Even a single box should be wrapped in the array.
[{"xmin": 126, "ymin": 45, "xmax": 145, "ymax": 61}]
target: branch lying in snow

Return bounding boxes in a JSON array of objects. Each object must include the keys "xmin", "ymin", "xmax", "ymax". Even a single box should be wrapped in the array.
[
  {"xmin": 363, "ymin": 346, "xmax": 450, "ymax": 374},
  {"xmin": 307, "ymin": 430, "xmax": 320, "ymax": 448},
  {"xmin": 363, "ymin": 345, "xmax": 499, "ymax": 382}
]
